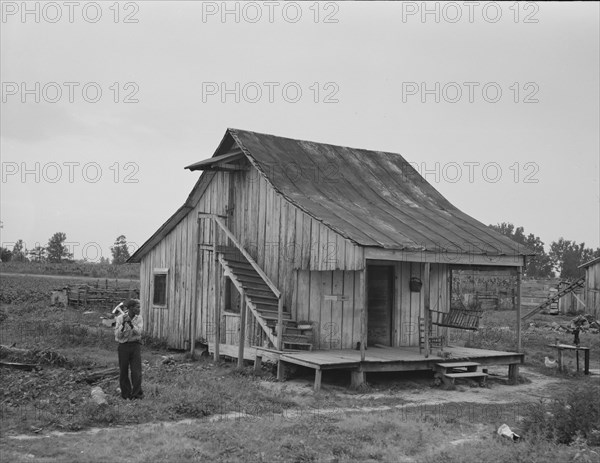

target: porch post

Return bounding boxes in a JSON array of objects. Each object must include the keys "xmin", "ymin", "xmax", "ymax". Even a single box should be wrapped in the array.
[
  {"xmin": 213, "ymin": 218, "xmax": 221, "ymax": 362},
  {"xmin": 190, "ymin": 217, "xmax": 201, "ymax": 355},
  {"xmin": 516, "ymin": 264, "xmax": 522, "ymax": 352},
  {"xmin": 360, "ymin": 268, "xmax": 367, "ymax": 362},
  {"xmin": 237, "ymin": 290, "xmax": 247, "ymax": 367},
  {"xmin": 509, "ymin": 263, "xmax": 523, "ymax": 385},
  {"xmin": 276, "ymin": 296, "xmax": 284, "ymax": 351},
  {"xmin": 423, "ymin": 263, "xmax": 431, "ymax": 358}
]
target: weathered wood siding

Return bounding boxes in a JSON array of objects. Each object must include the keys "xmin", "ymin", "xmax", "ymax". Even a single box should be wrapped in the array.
[
  {"xmin": 584, "ymin": 261, "xmax": 600, "ymax": 317},
  {"xmin": 290, "ymin": 263, "xmax": 449, "ymax": 350},
  {"xmin": 139, "ymin": 171, "xmax": 230, "ymax": 348},
  {"xmin": 292, "ymin": 270, "xmax": 364, "ymax": 350},
  {"xmin": 139, "ymin": 165, "xmax": 364, "ymax": 349}
]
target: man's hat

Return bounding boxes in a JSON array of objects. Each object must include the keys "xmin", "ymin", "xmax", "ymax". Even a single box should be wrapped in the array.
[{"xmin": 123, "ymin": 299, "xmax": 140, "ymax": 310}]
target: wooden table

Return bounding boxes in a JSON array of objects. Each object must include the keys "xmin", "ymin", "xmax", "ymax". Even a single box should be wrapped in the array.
[{"xmin": 547, "ymin": 344, "xmax": 590, "ymax": 374}]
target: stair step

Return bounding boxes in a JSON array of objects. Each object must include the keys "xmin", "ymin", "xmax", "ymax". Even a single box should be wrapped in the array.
[
  {"xmin": 246, "ymin": 289, "xmax": 277, "ymax": 299},
  {"xmin": 236, "ymin": 274, "xmax": 266, "ymax": 283},
  {"xmin": 436, "ymin": 362, "xmax": 480, "ymax": 369},
  {"xmin": 444, "ymin": 372, "xmax": 488, "ymax": 379},
  {"xmin": 229, "ymin": 268, "xmax": 261, "ymax": 277},
  {"xmin": 226, "ymin": 260, "xmax": 254, "ymax": 270},
  {"xmin": 263, "ymin": 316, "xmax": 296, "ymax": 324},
  {"xmin": 253, "ymin": 300, "xmax": 279, "ymax": 308},
  {"xmin": 282, "ymin": 334, "xmax": 311, "ymax": 342},
  {"xmin": 246, "ymin": 293, "xmax": 279, "ymax": 307},
  {"xmin": 241, "ymin": 282, "xmax": 272, "ymax": 292},
  {"xmin": 257, "ymin": 310, "xmax": 291, "ymax": 319}
]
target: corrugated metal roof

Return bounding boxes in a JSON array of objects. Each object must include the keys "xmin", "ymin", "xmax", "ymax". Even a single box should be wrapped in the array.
[
  {"xmin": 224, "ymin": 128, "xmax": 533, "ymax": 256},
  {"xmin": 131, "ymin": 128, "xmax": 533, "ymax": 263}
]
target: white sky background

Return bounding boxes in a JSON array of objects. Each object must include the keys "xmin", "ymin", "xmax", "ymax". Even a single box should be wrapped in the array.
[{"xmin": 1, "ymin": 1, "xmax": 598, "ymax": 261}]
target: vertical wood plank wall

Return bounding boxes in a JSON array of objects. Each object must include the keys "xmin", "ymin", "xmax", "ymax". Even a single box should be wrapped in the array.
[
  {"xmin": 139, "ymin": 166, "xmax": 365, "ymax": 349},
  {"xmin": 290, "ymin": 262, "xmax": 449, "ymax": 350}
]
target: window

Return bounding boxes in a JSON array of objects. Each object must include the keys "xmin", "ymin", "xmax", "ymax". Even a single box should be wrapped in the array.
[{"xmin": 153, "ymin": 269, "xmax": 168, "ymax": 307}]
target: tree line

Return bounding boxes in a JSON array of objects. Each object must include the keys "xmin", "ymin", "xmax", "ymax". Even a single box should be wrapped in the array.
[
  {"xmin": 1, "ymin": 225, "xmax": 598, "ymax": 280},
  {"xmin": 0, "ymin": 234, "xmax": 131, "ymax": 265},
  {"xmin": 488, "ymin": 223, "xmax": 600, "ymax": 280}
]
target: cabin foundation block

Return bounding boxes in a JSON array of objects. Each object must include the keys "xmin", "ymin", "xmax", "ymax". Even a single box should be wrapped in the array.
[
  {"xmin": 254, "ymin": 355, "xmax": 262, "ymax": 372},
  {"xmin": 314, "ymin": 369, "xmax": 322, "ymax": 392},
  {"xmin": 350, "ymin": 370, "xmax": 366, "ymax": 389},
  {"xmin": 277, "ymin": 360, "xmax": 285, "ymax": 381},
  {"xmin": 508, "ymin": 364, "xmax": 519, "ymax": 384}
]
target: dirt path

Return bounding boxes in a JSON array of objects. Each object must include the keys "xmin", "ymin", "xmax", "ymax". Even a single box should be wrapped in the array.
[{"xmin": 3, "ymin": 366, "xmax": 566, "ymax": 443}]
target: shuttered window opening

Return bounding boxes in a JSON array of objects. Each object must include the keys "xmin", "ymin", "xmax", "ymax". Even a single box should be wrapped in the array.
[{"xmin": 153, "ymin": 269, "xmax": 168, "ymax": 307}]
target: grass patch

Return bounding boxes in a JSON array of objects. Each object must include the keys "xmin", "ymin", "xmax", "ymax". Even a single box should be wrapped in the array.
[
  {"xmin": 3, "ymin": 406, "xmax": 596, "ymax": 463},
  {"xmin": 522, "ymin": 384, "xmax": 600, "ymax": 446}
]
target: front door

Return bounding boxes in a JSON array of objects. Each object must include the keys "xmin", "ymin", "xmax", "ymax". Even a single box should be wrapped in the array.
[{"xmin": 367, "ymin": 265, "xmax": 394, "ymax": 346}]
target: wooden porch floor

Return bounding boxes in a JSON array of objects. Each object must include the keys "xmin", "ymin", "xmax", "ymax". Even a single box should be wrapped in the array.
[
  {"xmin": 208, "ymin": 343, "xmax": 525, "ymax": 391},
  {"xmin": 277, "ymin": 345, "xmax": 524, "ymax": 391},
  {"xmin": 279, "ymin": 345, "xmax": 524, "ymax": 372}
]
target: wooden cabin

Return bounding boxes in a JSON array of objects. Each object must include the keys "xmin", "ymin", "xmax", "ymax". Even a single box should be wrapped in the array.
[
  {"xmin": 129, "ymin": 128, "xmax": 532, "ymax": 389},
  {"xmin": 579, "ymin": 257, "xmax": 600, "ymax": 317}
]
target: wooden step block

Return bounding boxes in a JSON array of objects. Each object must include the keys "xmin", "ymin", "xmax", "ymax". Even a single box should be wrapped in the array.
[
  {"xmin": 436, "ymin": 362, "xmax": 481, "ymax": 369},
  {"xmin": 444, "ymin": 372, "xmax": 488, "ymax": 379}
]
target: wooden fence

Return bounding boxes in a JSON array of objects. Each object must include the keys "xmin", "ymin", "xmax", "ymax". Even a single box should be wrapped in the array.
[{"xmin": 65, "ymin": 280, "xmax": 139, "ymax": 309}]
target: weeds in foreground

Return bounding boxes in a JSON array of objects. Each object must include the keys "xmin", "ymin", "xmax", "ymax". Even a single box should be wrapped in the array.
[{"xmin": 522, "ymin": 384, "xmax": 600, "ymax": 446}]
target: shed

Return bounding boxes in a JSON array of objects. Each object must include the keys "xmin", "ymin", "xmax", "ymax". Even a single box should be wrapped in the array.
[
  {"xmin": 579, "ymin": 257, "xmax": 600, "ymax": 317},
  {"xmin": 129, "ymin": 128, "xmax": 532, "ymax": 388}
]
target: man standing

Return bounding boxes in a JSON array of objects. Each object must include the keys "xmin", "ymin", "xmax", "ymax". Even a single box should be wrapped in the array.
[{"xmin": 114, "ymin": 299, "xmax": 144, "ymax": 400}]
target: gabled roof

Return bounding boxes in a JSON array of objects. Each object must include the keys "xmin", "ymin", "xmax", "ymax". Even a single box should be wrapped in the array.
[
  {"xmin": 129, "ymin": 128, "xmax": 533, "ymax": 262},
  {"xmin": 579, "ymin": 256, "xmax": 600, "ymax": 269}
]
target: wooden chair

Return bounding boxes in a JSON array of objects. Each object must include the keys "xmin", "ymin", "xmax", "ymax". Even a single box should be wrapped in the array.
[{"xmin": 419, "ymin": 317, "xmax": 445, "ymax": 354}]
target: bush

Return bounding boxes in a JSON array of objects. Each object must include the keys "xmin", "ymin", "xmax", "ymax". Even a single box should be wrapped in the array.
[{"xmin": 523, "ymin": 384, "xmax": 600, "ymax": 445}]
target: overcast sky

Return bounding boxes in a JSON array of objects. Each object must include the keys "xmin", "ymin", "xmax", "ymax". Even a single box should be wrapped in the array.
[{"xmin": 1, "ymin": 1, "xmax": 598, "ymax": 261}]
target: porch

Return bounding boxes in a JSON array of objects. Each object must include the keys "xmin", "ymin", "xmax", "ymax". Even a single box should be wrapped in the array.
[
  {"xmin": 280, "ymin": 345, "xmax": 524, "ymax": 391},
  {"xmin": 209, "ymin": 343, "xmax": 524, "ymax": 392}
]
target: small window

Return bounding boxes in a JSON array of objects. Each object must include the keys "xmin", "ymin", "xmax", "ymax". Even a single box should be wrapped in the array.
[{"xmin": 153, "ymin": 269, "xmax": 168, "ymax": 306}]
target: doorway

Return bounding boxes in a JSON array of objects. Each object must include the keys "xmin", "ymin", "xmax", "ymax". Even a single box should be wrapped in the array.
[{"xmin": 367, "ymin": 265, "xmax": 394, "ymax": 346}]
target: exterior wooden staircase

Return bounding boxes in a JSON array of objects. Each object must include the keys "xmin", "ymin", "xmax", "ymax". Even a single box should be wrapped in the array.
[
  {"xmin": 521, "ymin": 276, "xmax": 585, "ymax": 321},
  {"xmin": 218, "ymin": 251, "xmax": 313, "ymax": 351},
  {"xmin": 208, "ymin": 215, "xmax": 312, "ymax": 352}
]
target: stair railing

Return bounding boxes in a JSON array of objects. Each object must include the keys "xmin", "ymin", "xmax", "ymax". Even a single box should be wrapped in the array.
[{"xmin": 208, "ymin": 214, "xmax": 284, "ymax": 350}]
